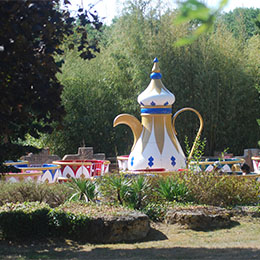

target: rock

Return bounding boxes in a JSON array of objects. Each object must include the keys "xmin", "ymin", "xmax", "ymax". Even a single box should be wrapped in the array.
[
  {"xmin": 165, "ymin": 206, "xmax": 232, "ymax": 231},
  {"xmin": 102, "ymin": 213, "xmax": 150, "ymax": 243},
  {"xmin": 79, "ymin": 212, "xmax": 150, "ymax": 243},
  {"xmin": 231, "ymin": 206, "xmax": 260, "ymax": 218}
]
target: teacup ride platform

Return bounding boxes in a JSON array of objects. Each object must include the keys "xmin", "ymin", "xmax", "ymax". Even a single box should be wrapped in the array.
[{"xmin": 116, "ymin": 155, "xmax": 260, "ymax": 180}]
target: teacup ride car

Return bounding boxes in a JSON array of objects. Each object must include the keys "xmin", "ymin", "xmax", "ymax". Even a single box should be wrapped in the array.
[
  {"xmin": 189, "ymin": 158, "xmax": 260, "ymax": 180},
  {"xmin": 252, "ymin": 156, "xmax": 260, "ymax": 174},
  {"xmin": 53, "ymin": 159, "xmax": 110, "ymax": 179},
  {"xmin": 3, "ymin": 161, "xmax": 61, "ymax": 183},
  {"xmin": 2, "ymin": 171, "xmax": 43, "ymax": 183},
  {"xmin": 188, "ymin": 158, "xmax": 245, "ymax": 173},
  {"xmin": 3, "ymin": 160, "xmax": 29, "ymax": 168}
]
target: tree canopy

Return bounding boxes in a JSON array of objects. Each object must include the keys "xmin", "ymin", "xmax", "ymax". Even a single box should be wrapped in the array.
[
  {"xmin": 217, "ymin": 7, "xmax": 260, "ymax": 39},
  {"xmin": 0, "ymin": 0, "xmax": 102, "ymax": 165}
]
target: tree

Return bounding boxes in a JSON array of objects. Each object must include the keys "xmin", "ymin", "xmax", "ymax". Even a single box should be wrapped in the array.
[
  {"xmin": 217, "ymin": 8, "xmax": 260, "ymax": 39},
  {"xmin": 174, "ymin": 0, "xmax": 229, "ymax": 45},
  {"xmin": 0, "ymin": 0, "xmax": 102, "ymax": 167}
]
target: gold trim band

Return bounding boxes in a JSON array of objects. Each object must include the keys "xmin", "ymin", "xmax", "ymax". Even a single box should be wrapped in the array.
[{"xmin": 141, "ymin": 105, "xmax": 172, "ymax": 109}]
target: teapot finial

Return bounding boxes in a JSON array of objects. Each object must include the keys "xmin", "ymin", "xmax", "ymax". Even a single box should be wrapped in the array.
[
  {"xmin": 150, "ymin": 57, "xmax": 162, "ymax": 79},
  {"xmin": 138, "ymin": 57, "xmax": 175, "ymax": 106}
]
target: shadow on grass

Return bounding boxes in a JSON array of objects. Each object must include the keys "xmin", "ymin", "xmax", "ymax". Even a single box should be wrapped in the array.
[
  {"xmin": 188, "ymin": 219, "xmax": 241, "ymax": 232},
  {"xmin": 1, "ymin": 242, "xmax": 260, "ymax": 259},
  {"xmin": 0, "ymin": 220, "xmax": 254, "ymax": 259},
  {"xmin": 139, "ymin": 226, "xmax": 168, "ymax": 242}
]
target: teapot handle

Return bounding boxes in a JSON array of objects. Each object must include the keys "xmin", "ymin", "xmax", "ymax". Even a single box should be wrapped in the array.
[{"xmin": 172, "ymin": 107, "xmax": 203, "ymax": 161}]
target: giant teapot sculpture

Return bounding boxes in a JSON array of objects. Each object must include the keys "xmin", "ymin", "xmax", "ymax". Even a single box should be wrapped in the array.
[{"xmin": 114, "ymin": 58, "xmax": 203, "ymax": 171}]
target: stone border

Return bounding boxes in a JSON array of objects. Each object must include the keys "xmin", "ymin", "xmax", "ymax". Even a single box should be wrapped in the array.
[
  {"xmin": 78, "ymin": 212, "xmax": 150, "ymax": 243},
  {"xmin": 165, "ymin": 206, "xmax": 233, "ymax": 231}
]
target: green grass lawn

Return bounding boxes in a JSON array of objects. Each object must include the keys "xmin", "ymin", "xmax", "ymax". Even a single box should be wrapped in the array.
[{"xmin": 1, "ymin": 216, "xmax": 260, "ymax": 259}]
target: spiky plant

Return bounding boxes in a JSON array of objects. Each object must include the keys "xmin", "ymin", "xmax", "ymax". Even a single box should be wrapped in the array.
[{"xmin": 66, "ymin": 178, "xmax": 97, "ymax": 202}]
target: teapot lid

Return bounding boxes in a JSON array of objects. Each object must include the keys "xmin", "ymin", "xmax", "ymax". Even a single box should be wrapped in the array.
[{"xmin": 137, "ymin": 58, "xmax": 175, "ymax": 107}]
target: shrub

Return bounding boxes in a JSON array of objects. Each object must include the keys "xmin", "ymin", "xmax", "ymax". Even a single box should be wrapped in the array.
[
  {"xmin": 141, "ymin": 202, "xmax": 168, "ymax": 221},
  {"xmin": 49, "ymin": 207, "xmax": 91, "ymax": 240},
  {"xmin": 157, "ymin": 176, "xmax": 191, "ymax": 202},
  {"xmin": 0, "ymin": 202, "xmax": 51, "ymax": 240},
  {"xmin": 97, "ymin": 174, "xmax": 132, "ymax": 205},
  {"xmin": 184, "ymin": 171, "xmax": 260, "ymax": 207},
  {"xmin": 98, "ymin": 174, "xmax": 155, "ymax": 209},
  {"xmin": 66, "ymin": 178, "xmax": 98, "ymax": 202},
  {"xmin": 124, "ymin": 175, "xmax": 152, "ymax": 210},
  {"xmin": 0, "ymin": 181, "xmax": 72, "ymax": 207},
  {"xmin": 0, "ymin": 201, "xmax": 136, "ymax": 241},
  {"xmin": 44, "ymin": 183, "xmax": 74, "ymax": 207}
]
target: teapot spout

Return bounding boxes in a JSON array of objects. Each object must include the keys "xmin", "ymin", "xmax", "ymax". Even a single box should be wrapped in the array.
[{"xmin": 113, "ymin": 114, "xmax": 142, "ymax": 151}]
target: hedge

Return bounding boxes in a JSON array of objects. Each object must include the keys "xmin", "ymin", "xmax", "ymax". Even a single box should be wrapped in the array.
[{"xmin": 0, "ymin": 201, "xmax": 91, "ymax": 241}]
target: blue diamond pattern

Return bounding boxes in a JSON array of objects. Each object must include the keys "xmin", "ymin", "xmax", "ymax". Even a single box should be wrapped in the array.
[
  {"xmin": 150, "ymin": 101, "xmax": 156, "ymax": 106},
  {"xmin": 171, "ymin": 156, "xmax": 176, "ymax": 166},
  {"xmin": 140, "ymin": 102, "xmax": 145, "ymax": 106},
  {"xmin": 131, "ymin": 157, "xmax": 134, "ymax": 166},
  {"xmin": 148, "ymin": 156, "xmax": 154, "ymax": 167},
  {"xmin": 164, "ymin": 101, "xmax": 169, "ymax": 106}
]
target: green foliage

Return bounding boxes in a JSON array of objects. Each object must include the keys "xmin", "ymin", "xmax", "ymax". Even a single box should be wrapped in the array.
[
  {"xmin": 124, "ymin": 175, "xmax": 151, "ymax": 210},
  {"xmin": 175, "ymin": 0, "xmax": 228, "ymax": 45},
  {"xmin": 66, "ymin": 178, "xmax": 97, "ymax": 202},
  {"xmin": 185, "ymin": 136, "xmax": 207, "ymax": 165},
  {"xmin": 0, "ymin": 182, "xmax": 72, "ymax": 207},
  {"xmin": 184, "ymin": 171, "xmax": 260, "ymax": 207},
  {"xmin": 0, "ymin": 171, "xmax": 260, "ymax": 231},
  {"xmin": 17, "ymin": 133, "xmax": 48, "ymax": 149},
  {"xmin": 0, "ymin": 202, "xmax": 51, "ymax": 240},
  {"xmin": 157, "ymin": 177, "xmax": 190, "ymax": 202},
  {"xmin": 98, "ymin": 174, "xmax": 132, "ymax": 205},
  {"xmin": 258, "ymin": 119, "xmax": 260, "ymax": 147},
  {"xmin": 168, "ymin": 24, "xmax": 259, "ymax": 155},
  {"xmin": 47, "ymin": 77, "xmax": 120, "ymax": 157},
  {"xmin": 99, "ymin": 171, "xmax": 260, "ymax": 210},
  {"xmin": 0, "ymin": 201, "xmax": 91, "ymax": 241},
  {"xmin": 98, "ymin": 174, "xmax": 153, "ymax": 209},
  {"xmin": 0, "ymin": 201, "xmax": 136, "ymax": 242},
  {"xmin": 218, "ymin": 8, "xmax": 260, "ymax": 39},
  {"xmin": 141, "ymin": 202, "xmax": 167, "ymax": 221},
  {"xmin": 48, "ymin": 205, "xmax": 91, "ymax": 240}
]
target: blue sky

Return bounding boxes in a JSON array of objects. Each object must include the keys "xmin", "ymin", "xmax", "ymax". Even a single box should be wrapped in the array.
[{"xmin": 69, "ymin": 0, "xmax": 260, "ymax": 25}]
